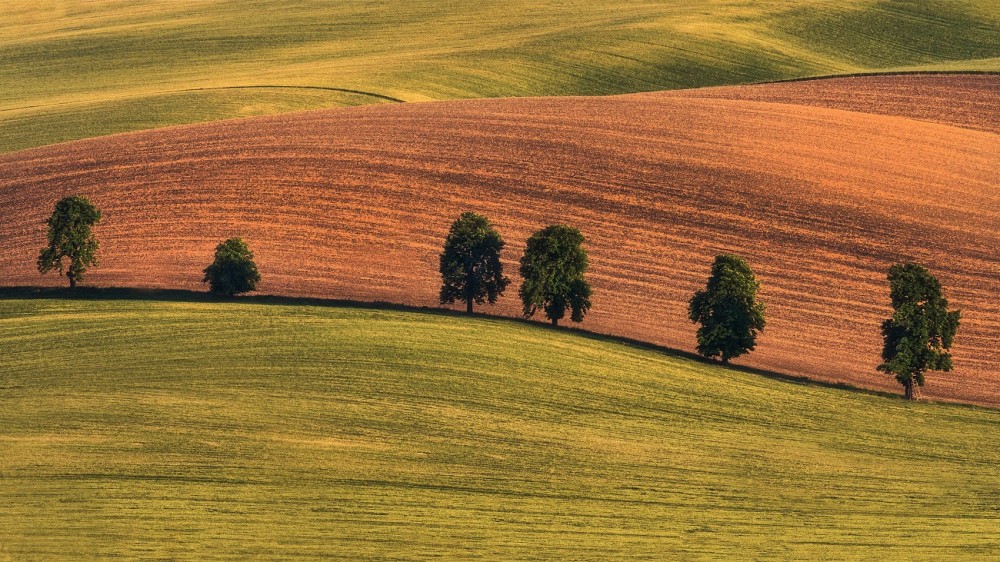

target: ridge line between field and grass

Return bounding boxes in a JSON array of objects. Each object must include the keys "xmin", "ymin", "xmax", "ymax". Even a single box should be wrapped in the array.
[
  {"xmin": 0, "ymin": 70, "xmax": 1000, "ymax": 157},
  {"xmin": 2, "ymin": 71, "xmax": 995, "ymax": 158},
  {"xmin": 749, "ymin": 69, "xmax": 1000, "ymax": 86},
  {"xmin": 5, "ymin": 70, "xmax": 994, "ymax": 116},
  {"xmin": 0, "ymin": 85, "xmax": 405, "ymax": 114},
  {"xmin": 176, "ymin": 85, "xmax": 406, "ymax": 104},
  {"xmin": 2, "ymin": 285, "xmax": 991, "ymax": 411},
  {"xmin": 652, "ymin": 93, "xmax": 1000, "ymax": 137},
  {"xmin": 2, "ymin": 70, "xmax": 995, "ymax": 159}
]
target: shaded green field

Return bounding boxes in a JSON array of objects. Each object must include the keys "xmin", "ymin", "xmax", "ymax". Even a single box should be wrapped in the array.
[
  {"xmin": 2, "ymin": 0, "xmax": 998, "ymax": 152},
  {"xmin": 1, "ymin": 297, "xmax": 997, "ymax": 559},
  {"xmin": 0, "ymin": 87, "xmax": 397, "ymax": 153}
]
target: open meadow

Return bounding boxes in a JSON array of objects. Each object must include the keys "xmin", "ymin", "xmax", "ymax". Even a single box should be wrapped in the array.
[{"xmin": 1, "ymin": 297, "xmax": 998, "ymax": 559}]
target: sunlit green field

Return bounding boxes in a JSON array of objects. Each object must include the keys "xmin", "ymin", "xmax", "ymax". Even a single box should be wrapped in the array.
[
  {"xmin": 1, "ymin": 297, "xmax": 997, "ymax": 559},
  {"xmin": 2, "ymin": 0, "xmax": 998, "ymax": 152}
]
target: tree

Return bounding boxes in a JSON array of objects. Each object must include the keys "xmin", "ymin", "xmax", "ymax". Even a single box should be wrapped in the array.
[
  {"xmin": 519, "ymin": 224, "xmax": 592, "ymax": 326},
  {"xmin": 877, "ymin": 263, "xmax": 960, "ymax": 400},
  {"xmin": 688, "ymin": 254, "xmax": 766, "ymax": 364},
  {"xmin": 439, "ymin": 212, "xmax": 510, "ymax": 314},
  {"xmin": 202, "ymin": 238, "xmax": 261, "ymax": 296},
  {"xmin": 37, "ymin": 196, "xmax": 102, "ymax": 289}
]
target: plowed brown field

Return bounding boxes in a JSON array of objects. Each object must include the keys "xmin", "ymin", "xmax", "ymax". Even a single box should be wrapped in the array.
[
  {"xmin": 669, "ymin": 74, "xmax": 1000, "ymax": 134},
  {"xmin": 1, "ymin": 76, "xmax": 997, "ymax": 405}
]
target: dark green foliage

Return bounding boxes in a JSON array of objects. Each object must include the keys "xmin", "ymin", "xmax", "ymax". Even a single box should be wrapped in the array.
[
  {"xmin": 439, "ymin": 212, "xmax": 509, "ymax": 314},
  {"xmin": 519, "ymin": 225, "xmax": 592, "ymax": 326},
  {"xmin": 877, "ymin": 263, "xmax": 960, "ymax": 400},
  {"xmin": 202, "ymin": 238, "xmax": 261, "ymax": 296},
  {"xmin": 688, "ymin": 254, "xmax": 766, "ymax": 364},
  {"xmin": 37, "ymin": 195, "xmax": 102, "ymax": 289}
]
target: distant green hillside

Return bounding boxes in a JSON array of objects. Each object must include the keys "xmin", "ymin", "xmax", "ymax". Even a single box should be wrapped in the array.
[
  {"xmin": 1, "ymin": 297, "xmax": 997, "ymax": 559},
  {"xmin": 1, "ymin": 0, "xmax": 998, "ymax": 152}
]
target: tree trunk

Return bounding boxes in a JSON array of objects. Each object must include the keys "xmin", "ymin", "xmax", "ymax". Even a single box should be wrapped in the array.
[
  {"xmin": 67, "ymin": 272, "xmax": 76, "ymax": 290},
  {"xmin": 721, "ymin": 357, "xmax": 729, "ymax": 365},
  {"xmin": 551, "ymin": 317, "xmax": 558, "ymax": 327},
  {"xmin": 466, "ymin": 298, "xmax": 473, "ymax": 314},
  {"xmin": 903, "ymin": 379, "xmax": 915, "ymax": 400}
]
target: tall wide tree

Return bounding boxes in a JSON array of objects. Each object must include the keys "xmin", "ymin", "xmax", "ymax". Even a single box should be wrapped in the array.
[
  {"xmin": 439, "ymin": 212, "xmax": 509, "ymax": 314},
  {"xmin": 519, "ymin": 224, "xmax": 592, "ymax": 326},
  {"xmin": 877, "ymin": 263, "xmax": 960, "ymax": 400},
  {"xmin": 203, "ymin": 237, "xmax": 261, "ymax": 296},
  {"xmin": 37, "ymin": 195, "xmax": 102, "ymax": 289},
  {"xmin": 688, "ymin": 254, "xmax": 766, "ymax": 364}
]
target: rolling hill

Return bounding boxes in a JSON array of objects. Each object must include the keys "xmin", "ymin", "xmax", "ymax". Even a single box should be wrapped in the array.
[
  {"xmin": 1, "ymin": 297, "xmax": 998, "ymax": 559},
  {"xmin": 2, "ymin": 0, "xmax": 998, "ymax": 152},
  {"xmin": 0, "ymin": 75, "xmax": 996, "ymax": 405}
]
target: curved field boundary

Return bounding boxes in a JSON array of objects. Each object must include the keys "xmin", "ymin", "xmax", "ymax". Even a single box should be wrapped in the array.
[
  {"xmin": 0, "ymin": 77, "xmax": 997, "ymax": 405},
  {"xmin": 0, "ymin": 86, "xmax": 402, "ymax": 154},
  {"xmin": 663, "ymin": 74, "xmax": 1000, "ymax": 134},
  {"xmin": 0, "ymin": 86, "xmax": 405, "ymax": 115},
  {"xmin": 179, "ymin": 85, "xmax": 406, "ymax": 104},
  {"xmin": 755, "ymin": 69, "xmax": 1000, "ymax": 85},
  {"xmin": 3, "ymin": 0, "xmax": 999, "ymax": 153}
]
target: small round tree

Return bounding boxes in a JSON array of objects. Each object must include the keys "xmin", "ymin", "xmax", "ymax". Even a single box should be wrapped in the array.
[
  {"xmin": 203, "ymin": 237, "xmax": 261, "ymax": 296},
  {"xmin": 877, "ymin": 263, "xmax": 960, "ymax": 400},
  {"xmin": 37, "ymin": 195, "xmax": 102, "ymax": 289},
  {"xmin": 439, "ymin": 212, "xmax": 510, "ymax": 314},
  {"xmin": 688, "ymin": 254, "xmax": 766, "ymax": 364},
  {"xmin": 519, "ymin": 225, "xmax": 592, "ymax": 326}
]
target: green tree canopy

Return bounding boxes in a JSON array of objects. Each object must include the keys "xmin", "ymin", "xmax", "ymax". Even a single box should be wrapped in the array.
[
  {"xmin": 439, "ymin": 212, "xmax": 510, "ymax": 314},
  {"xmin": 202, "ymin": 237, "xmax": 261, "ymax": 296},
  {"xmin": 519, "ymin": 224, "xmax": 592, "ymax": 326},
  {"xmin": 37, "ymin": 195, "xmax": 102, "ymax": 289},
  {"xmin": 877, "ymin": 263, "xmax": 960, "ymax": 400},
  {"xmin": 688, "ymin": 254, "xmax": 766, "ymax": 364}
]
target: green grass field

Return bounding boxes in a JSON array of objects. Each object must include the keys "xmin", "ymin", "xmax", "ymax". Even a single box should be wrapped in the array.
[
  {"xmin": 1, "ymin": 296, "xmax": 997, "ymax": 559},
  {"xmin": 2, "ymin": 0, "xmax": 998, "ymax": 152}
]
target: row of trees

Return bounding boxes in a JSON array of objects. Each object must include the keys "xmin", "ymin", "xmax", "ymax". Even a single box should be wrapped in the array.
[
  {"xmin": 439, "ymin": 213, "xmax": 768, "ymax": 356},
  {"xmin": 435, "ymin": 211, "xmax": 961, "ymax": 400},
  {"xmin": 36, "ymin": 196, "xmax": 259, "ymax": 296},
  {"xmin": 439, "ymin": 212, "xmax": 591, "ymax": 326},
  {"xmin": 35, "ymin": 198, "xmax": 960, "ymax": 400}
]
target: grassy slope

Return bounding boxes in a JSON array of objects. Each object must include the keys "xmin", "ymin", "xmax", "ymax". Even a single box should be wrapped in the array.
[
  {"xmin": 2, "ymin": 0, "xmax": 998, "ymax": 152},
  {"xmin": 1, "ymin": 298, "xmax": 997, "ymax": 559}
]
